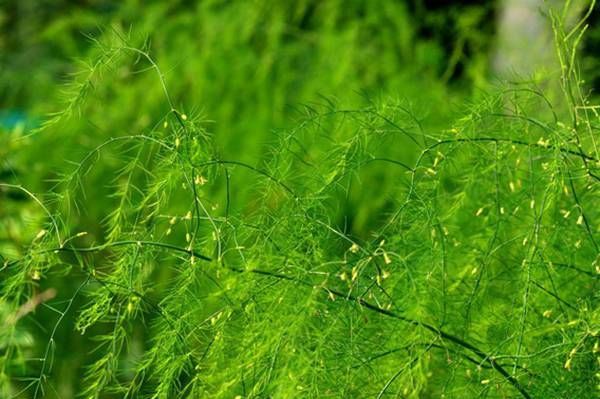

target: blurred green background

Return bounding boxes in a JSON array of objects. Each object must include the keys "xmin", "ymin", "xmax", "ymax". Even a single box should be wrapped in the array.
[
  {"xmin": 1, "ymin": 1, "xmax": 599, "ymax": 398},
  {"xmin": 1, "ymin": 0, "xmax": 503, "ymax": 256}
]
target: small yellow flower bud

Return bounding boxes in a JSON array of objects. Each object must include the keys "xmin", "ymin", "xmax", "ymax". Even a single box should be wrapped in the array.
[
  {"xmin": 35, "ymin": 229, "xmax": 47, "ymax": 241},
  {"xmin": 564, "ymin": 357, "xmax": 572, "ymax": 370},
  {"xmin": 195, "ymin": 175, "xmax": 208, "ymax": 185},
  {"xmin": 383, "ymin": 252, "xmax": 392, "ymax": 265}
]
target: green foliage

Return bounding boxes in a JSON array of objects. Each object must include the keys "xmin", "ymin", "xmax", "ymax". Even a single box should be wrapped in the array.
[{"xmin": 1, "ymin": 1, "xmax": 599, "ymax": 398}]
